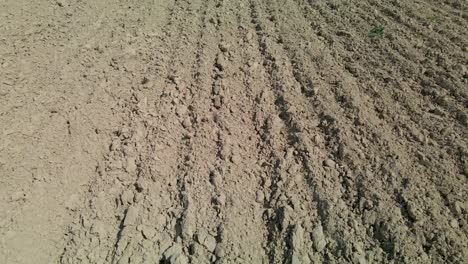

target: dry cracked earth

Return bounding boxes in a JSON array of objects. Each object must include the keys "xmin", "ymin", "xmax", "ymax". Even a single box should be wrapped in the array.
[{"xmin": 1, "ymin": 0, "xmax": 467, "ymax": 263}]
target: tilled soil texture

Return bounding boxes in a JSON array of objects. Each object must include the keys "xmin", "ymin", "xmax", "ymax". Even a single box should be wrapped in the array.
[{"xmin": 1, "ymin": 0, "xmax": 467, "ymax": 263}]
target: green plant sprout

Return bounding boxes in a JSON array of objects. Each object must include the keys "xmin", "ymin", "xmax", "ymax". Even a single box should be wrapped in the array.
[{"xmin": 369, "ymin": 25, "xmax": 385, "ymax": 37}]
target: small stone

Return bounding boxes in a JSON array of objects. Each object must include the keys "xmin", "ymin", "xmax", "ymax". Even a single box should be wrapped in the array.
[
  {"xmin": 176, "ymin": 105, "xmax": 188, "ymax": 116},
  {"xmin": 337, "ymin": 144, "xmax": 346, "ymax": 160},
  {"xmin": 280, "ymin": 205, "xmax": 293, "ymax": 228},
  {"xmin": 159, "ymin": 237, "xmax": 173, "ymax": 254},
  {"xmin": 412, "ymin": 130, "xmax": 426, "ymax": 144},
  {"xmin": 219, "ymin": 42, "xmax": 230, "ymax": 52},
  {"xmin": 435, "ymin": 95, "xmax": 449, "ymax": 107},
  {"xmin": 120, "ymin": 127, "xmax": 131, "ymax": 138},
  {"xmin": 177, "ymin": 80, "xmax": 187, "ymax": 91},
  {"xmin": 311, "ymin": 225, "xmax": 326, "ymax": 252},
  {"xmin": 164, "ymin": 243, "xmax": 183, "ymax": 259},
  {"xmin": 247, "ymin": 60, "xmax": 259, "ymax": 70},
  {"xmin": 246, "ymin": 32, "xmax": 253, "ymax": 40},
  {"xmin": 451, "ymin": 201, "xmax": 462, "ymax": 216},
  {"xmin": 256, "ymin": 190, "xmax": 265, "ymax": 203},
  {"xmin": 430, "ymin": 107, "xmax": 444, "ymax": 116},
  {"xmin": 215, "ymin": 56, "xmax": 227, "ymax": 71},
  {"xmin": 291, "ymin": 253, "xmax": 301, "ymax": 264},
  {"xmin": 123, "ymin": 206, "xmax": 139, "ymax": 226},
  {"xmin": 0, "ymin": 89, "xmax": 9, "ymax": 96},
  {"xmin": 453, "ymin": 64, "xmax": 465, "ymax": 72},
  {"xmin": 290, "ymin": 195, "xmax": 300, "ymax": 210},
  {"xmin": 274, "ymin": 193, "xmax": 285, "ymax": 204},
  {"xmin": 213, "ymin": 85, "xmax": 221, "ymax": 95},
  {"xmin": 197, "ymin": 231, "xmax": 217, "ymax": 252},
  {"xmin": 323, "ymin": 159, "xmax": 336, "ymax": 168},
  {"xmin": 182, "ymin": 117, "xmax": 192, "ymax": 129},
  {"xmin": 420, "ymin": 252, "xmax": 430, "ymax": 262},
  {"xmin": 291, "ymin": 224, "xmax": 304, "ymax": 250},
  {"xmin": 213, "ymin": 96, "xmax": 222, "ymax": 108},
  {"xmin": 196, "ymin": 231, "xmax": 207, "ymax": 243},
  {"xmin": 110, "ymin": 139, "xmax": 121, "ymax": 151},
  {"xmin": 135, "ymin": 180, "xmax": 147, "ymax": 192},
  {"xmin": 294, "ymin": 174, "xmax": 303, "ymax": 184},
  {"xmin": 345, "ymin": 63, "xmax": 359, "ymax": 76},
  {"xmin": 267, "ymin": 115, "xmax": 284, "ymax": 133},
  {"xmin": 170, "ymin": 254, "xmax": 188, "ymax": 264},
  {"xmin": 231, "ymin": 153, "xmax": 241, "ymax": 164},
  {"xmin": 142, "ymin": 226, "xmax": 156, "ymax": 239},
  {"xmin": 210, "ymin": 170, "xmax": 223, "ymax": 187},
  {"xmin": 181, "ymin": 218, "xmax": 193, "ymax": 239},
  {"xmin": 203, "ymin": 234, "xmax": 217, "ymax": 252},
  {"xmin": 215, "ymin": 245, "xmax": 225, "ymax": 258},
  {"xmin": 121, "ymin": 189, "xmax": 134, "ymax": 205},
  {"xmin": 450, "ymin": 219, "xmax": 459, "ymax": 228},
  {"xmin": 364, "ymin": 199, "xmax": 374, "ymax": 210},
  {"xmin": 353, "ymin": 252, "xmax": 367, "ymax": 264},
  {"xmin": 134, "ymin": 192, "xmax": 143, "ymax": 203},
  {"xmin": 126, "ymin": 158, "xmax": 137, "ymax": 174},
  {"xmin": 456, "ymin": 111, "xmax": 467, "ymax": 126},
  {"xmin": 215, "ymin": 193, "xmax": 226, "ymax": 206}
]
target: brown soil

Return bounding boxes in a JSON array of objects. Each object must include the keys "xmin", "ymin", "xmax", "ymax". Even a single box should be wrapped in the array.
[{"xmin": 1, "ymin": 0, "xmax": 467, "ymax": 263}]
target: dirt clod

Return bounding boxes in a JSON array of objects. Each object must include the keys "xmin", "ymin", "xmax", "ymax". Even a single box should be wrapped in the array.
[
  {"xmin": 142, "ymin": 226, "xmax": 156, "ymax": 239},
  {"xmin": 123, "ymin": 206, "xmax": 139, "ymax": 226},
  {"xmin": 323, "ymin": 159, "xmax": 336, "ymax": 168},
  {"xmin": 182, "ymin": 117, "xmax": 192, "ymax": 129},
  {"xmin": 312, "ymin": 224, "xmax": 327, "ymax": 252},
  {"xmin": 219, "ymin": 42, "xmax": 230, "ymax": 52}
]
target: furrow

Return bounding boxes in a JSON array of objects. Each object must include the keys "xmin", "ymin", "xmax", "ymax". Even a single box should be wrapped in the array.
[
  {"xmin": 58, "ymin": 0, "xmax": 208, "ymax": 262},
  {"xmin": 295, "ymin": 0, "xmax": 467, "ymax": 208},
  {"xmin": 278, "ymin": 0, "xmax": 466, "ymax": 258}
]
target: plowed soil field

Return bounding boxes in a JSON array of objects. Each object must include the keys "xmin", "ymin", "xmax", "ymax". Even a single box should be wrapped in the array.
[{"xmin": 1, "ymin": 0, "xmax": 467, "ymax": 263}]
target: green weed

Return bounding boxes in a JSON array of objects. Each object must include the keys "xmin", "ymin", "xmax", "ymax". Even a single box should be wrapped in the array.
[
  {"xmin": 369, "ymin": 25, "xmax": 385, "ymax": 37},
  {"xmin": 426, "ymin": 15, "xmax": 438, "ymax": 22}
]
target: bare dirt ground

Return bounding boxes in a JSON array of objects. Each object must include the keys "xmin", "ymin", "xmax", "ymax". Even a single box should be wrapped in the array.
[{"xmin": 1, "ymin": 0, "xmax": 467, "ymax": 263}]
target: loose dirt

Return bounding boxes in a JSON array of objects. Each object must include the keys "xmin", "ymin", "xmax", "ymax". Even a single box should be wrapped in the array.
[{"xmin": 0, "ymin": 0, "xmax": 467, "ymax": 263}]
